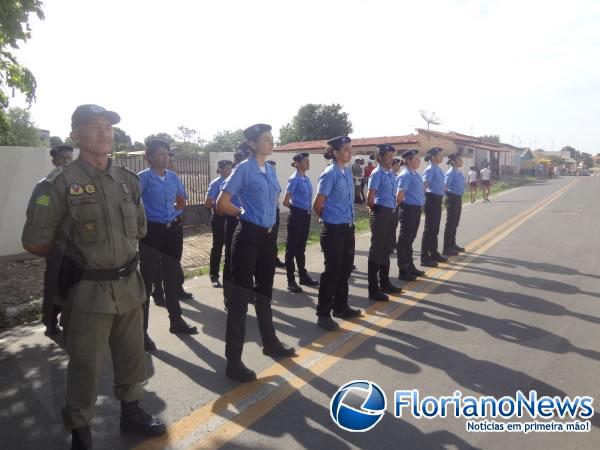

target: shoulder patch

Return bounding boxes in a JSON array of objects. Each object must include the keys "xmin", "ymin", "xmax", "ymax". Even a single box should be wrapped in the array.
[
  {"xmin": 118, "ymin": 165, "xmax": 140, "ymax": 180},
  {"xmin": 44, "ymin": 166, "xmax": 64, "ymax": 183}
]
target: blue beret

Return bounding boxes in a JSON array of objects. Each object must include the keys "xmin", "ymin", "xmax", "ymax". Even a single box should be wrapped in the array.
[
  {"xmin": 293, "ymin": 152, "xmax": 310, "ymax": 162},
  {"xmin": 447, "ymin": 152, "xmax": 462, "ymax": 161},
  {"xmin": 376, "ymin": 144, "xmax": 396, "ymax": 155},
  {"xmin": 327, "ymin": 136, "xmax": 351, "ymax": 150},
  {"xmin": 402, "ymin": 149, "xmax": 419, "ymax": 159},
  {"xmin": 243, "ymin": 123, "xmax": 272, "ymax": 141}
]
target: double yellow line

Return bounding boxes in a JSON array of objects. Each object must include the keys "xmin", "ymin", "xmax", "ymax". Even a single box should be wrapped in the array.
[{"xmin": 137, "ymin": 178, "xmax": 578, "ymax": 450}]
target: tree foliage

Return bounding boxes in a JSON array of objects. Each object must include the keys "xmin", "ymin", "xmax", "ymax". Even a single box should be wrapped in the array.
[
  {"xmin": 112, "ymin": 126, "xmax": 132, "ymax": 152},
  {"xmin": 0, "ymin": 106, "xmax": 40, "ymax": 146},
  {"xmin": 144, "ymin": 132, "xmax": 176, "ymax": 146},
  {"xmin": 49, "ymin": 135, "xmax": 63, "ymax": 147},
  {"xmin": 278, "ymin": 104, "xmax": 353, "ymax": 145},
  {"xmin": 479, "ymin": 135, "xmax": 501, "ymax": 144},
  {"xmin": 0, "ymin": 0, "xmax": 44, "ymax": 141},
  {"xmin": 203, "ymin": 129, "xmax": 244, "ymax": 153}
]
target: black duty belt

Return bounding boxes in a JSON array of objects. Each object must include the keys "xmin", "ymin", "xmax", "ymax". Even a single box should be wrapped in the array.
[{"xmin": 80, "ymin": 254, "xmax": 140, "ymax": 281}]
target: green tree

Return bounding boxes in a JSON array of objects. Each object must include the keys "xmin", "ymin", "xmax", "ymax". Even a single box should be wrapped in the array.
[
  {"xmin": 112, "ymin": 126, "xmax": 132, "ymax": 152},
  {"xmin": 278, "ymin": 103, "xmax": 353, "ymax": 145},
  {"xmin": 132, "ymin": 141, "xmax": 145, "ymax": 151},
  {"xmin": 144, "ymin": 132, "xmax": 175, "ymax": 146},
  {"xmin": 479, "ymin": 135, "xmax": 501, "ymax": 144},
  {"xmin": 49, "ymin": 135, "xmax": 63, "ymax": 147},
  {"xmin": 204, "ymin": 129, "xmax": 244, "ymax": 153},
  {"xmin": 1, "ymin": 106, "xmax": 40, "ymax": 146},
  {"xmin": 581, "ymin": 152, "xmax": 593, "ymax": 168},
  {"xmin": 172, "ymin": 141, "xmax": 203, "ymax": 158},
  {"xmin": 0, "ymin": 0, "xmax": 44, "ymax": 141}
]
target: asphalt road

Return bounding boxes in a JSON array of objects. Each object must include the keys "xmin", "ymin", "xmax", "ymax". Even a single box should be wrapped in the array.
[{"xmin": 1, "ymin": 176, "xmax": 599, "ymax": 450}]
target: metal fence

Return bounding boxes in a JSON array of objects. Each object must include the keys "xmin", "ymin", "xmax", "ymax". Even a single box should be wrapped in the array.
[{"xmin": 112, "ymin": 153, "xmax": 210, "ymax": 206}]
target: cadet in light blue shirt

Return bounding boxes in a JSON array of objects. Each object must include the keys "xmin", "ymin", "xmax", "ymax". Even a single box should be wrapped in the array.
[
  {"xmin": 421, "ymin": 147, "xmax": 448, "ymax": 266},
  {"xmin": 205, "ymin": 160, "xmax": 233, "ymax": 287},
  {"xmin": 314, "ymin": 136, "xmax": 361, "ymax": 331},
  {"xmin": 216, "ymin": 123, "xmax": 294, "ymax": 383},
  {"xmin": 139, "ymin": 168, "xmax": 187, "ymax": 224},
  {"xmin": 282, "ymin": 152, "xmax": 318, "ymax": 291},
  {"xmin": 396, "ymin": 149, "xmax": 426, "ymax": 280},
  {"xmin": 443, "ymin": 152, "xmax": 466, "ymax": 256},
  {"xmin": 366, "ymin": 144, "xmax": 402, "ymax": 301}
]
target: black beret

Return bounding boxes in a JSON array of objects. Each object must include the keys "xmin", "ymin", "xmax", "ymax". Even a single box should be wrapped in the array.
[
  {"xmin": 49, "ymin": 145, "xmax": 74, "ymax": 157},
  {"xmin": 376, "ymin": 144, "xmax": 396, "ymax": 155},
  {"xmin": 327, "ymin": 136, "xmax": 351, "ymax": 150},
  {"xmin": 293, "ymin": 152, "xmax": 309, "ymax": 162},
  {"xmin": 401, "ymin": 149, "xmax": 419, "ymax": 159},
  {"xmin": 71, "ymin": 104, "xmax": 120, "ymax": 130},
  {"xmin": 447, "ymin": 152, "xmax": 462, "ymax": 161},
  {"xmin": 424, "ymin": 147, "xmax": 443, "ymax": 161},
  {"xmin": 243, "ymin": 123, "xmax": 272, "ymax": 141}
]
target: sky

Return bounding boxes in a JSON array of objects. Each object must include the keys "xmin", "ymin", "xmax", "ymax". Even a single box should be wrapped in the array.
[{"xmin": 11, "ymin": 0, "xmax": 600, "ymax": 153}]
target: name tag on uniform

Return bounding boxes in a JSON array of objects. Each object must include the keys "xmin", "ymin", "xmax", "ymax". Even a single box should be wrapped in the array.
[
  {"xmin": 71, "ymin": 198, "xmax": 99, "ymax": 206},
  {"xmin": 121, "ymin": 183, "xmax": 130, "ymax": 194}
]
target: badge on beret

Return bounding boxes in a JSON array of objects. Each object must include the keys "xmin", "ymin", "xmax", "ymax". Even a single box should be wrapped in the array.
[
  {"xmin": 69, "ymin": 184, "xmax": 83, "ymax": 196},
  {"xmin": 84, "ymin": 184, "xmax": 96, "ymax": 194},
  {"xmin": 121, "ymin": 183, "xmax": 130, "ymax": 194}
]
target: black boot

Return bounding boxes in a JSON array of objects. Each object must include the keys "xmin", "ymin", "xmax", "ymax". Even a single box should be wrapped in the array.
[
  {"xmin": 120, "ymin": 401, "xmax": 166, "ymax": 437},
  {"xmin": 210, "ymin": 276, "xmax": 222, "ymax": 288},
  {"xmin": 433, "ymin": 253, "xmax": 448, "ymax": 263},
  {"xmin": 420, "ymin": 259, "xmax": 438, "ymax": 268},
  {"xmin": 152, "ymin": 289, "xmax": 165, "ymax": 307},
  {"xmin": 379, "ymin": 264, "xmax": 402, "ymax": 294},
  {"xmin": 226, "ymin": 360, "xmax": 256, "ymax": 382},
  {"xmin": 71, "ymin": 426, "xmax": 92, "ymax": 450},
  {"xmin": 398, "ymin": 266, "xmax": 417, "ymax": 281},
  {"xmin": 443, "ymin": 247, "xmax": 459, "ymax": 256},
  {"xmin": 275, "ymin": 257, "xmax": 286, "ymax": 268},
  {"xmin": 368, "ymin": 261, "xmax": 388, "ymax": 301},
  {"xmin": 169, "ymin": 317, "xmax": 198, "ymax": 335},
  {"xmin": 317, "ymin": 315, "xmax": 339, "ymax": 331},
  {"xmin": 263, "ymin": 340, "xmax": 296, "ymax": 358},
  {"xmin": 299, "ymin": 271, "xmax": 319, "ymax": 286},
  {"xmin": 409, "ymin": 264, "xmax": 425, "ymax": 277},
  {"xmin": 144, "ymin": 334, "xmax": 157, "ymax": 352},
  {"xmin": 287, "ymin": 278, "xmax": 303, "ymax": 293}
]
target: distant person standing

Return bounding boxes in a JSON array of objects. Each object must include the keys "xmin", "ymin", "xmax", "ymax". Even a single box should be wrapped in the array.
[
  {"xmin": 443, "ymin": 153, "xmax": 466, "ymax": 256},
  {"xmin": 467, "ymin": 166, "xmax": 479, "ymax": 203},
  {"xmin": 205, "ymin": 160, "xmax": 234, "ymax": 288},
  {"xmin": 420, "ymin": 147, "xmax": 448, "ymax": 268},
  {"xmin": 396, "ymin": 150, "xmax": 426, "ymax": 281},
  {"xmin": 392, "ymin": 158, "xmax": 403, "ymax": 179},
  {"xmin": 352, "ymin": 157, "xmax": 364, "ymax": 203},
  {"xmin": 283, "ymin": 152, "xmax": 318, "ymax": 292},
  {"xmin": 40, "ymin": 145, "xmax": 74, "ymax": 336},
  {"xmin": 480, "ymin": 164, "xmax": 491, "ymax": 202},
  {"xmin": 314, "ymin": 136, "xmax": 361, "ymax": 331},
  {"xmin": 366, "ymin": 144, "xmax": 403, "ymax": 301},
  {"xmin": 139, "ymin": 139, "xmax": 197, "ymax": 352}
]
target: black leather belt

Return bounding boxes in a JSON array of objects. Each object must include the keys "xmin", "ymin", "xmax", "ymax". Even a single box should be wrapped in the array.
[{"xmin": 80, "ymin": 254, "xmax": 140, "ymax": 281}]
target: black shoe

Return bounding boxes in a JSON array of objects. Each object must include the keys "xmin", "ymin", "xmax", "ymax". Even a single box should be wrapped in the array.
[
  {"xmin": 398, "ymin": 271, "xmax": 417, "ymax": 281},
  {"xmin": 433, "ymin": 253, "xmax": 448, "ymax": 263},
  {"xmin": 287, "ymin": 282, "xmax": 303, "ymax": 293},
  {"xmin": 299, "ymin": 273, "xmax": 319, "ymax": 286},
  {"xmin": 352, "ymin": 265, "xmax": 357, "ymax": 270},
  {"xmin": 262, "ymin": 341, "xmax": 296, "ymax": 358},
  {"xmin": 317, "ymin": 316, "xmax": 339, "ymax": 331},
  {"xmin": 368, "ymin": 290, "xmax": 389, "ymax": 302},
  {"xmin": 275, "ymin": 258, "xmax": 286, "ymax": 268},
  {"xmin": 332, "ymin": 307, "xmax": 362, "ymax": 319},
  {"xmin": 420, "ymin": 259, "xmax": 438, "ymax": 268},
  {"xmin": 453, "ymin": 245, "xmax": 465, "ymax": 252},
  {"xmin": 152, "ymin": 294, "xmax": 166, "ymax": 307},
  {"xmin": 120, "ymin": 401, "xmax": 166, "ymax": 437},
  {"xmin": 409, "ymin": 266, "xmax": 426, "ymax": 276},
  {"xmin": 144, "ymin": 334, "xmax": 157, "ymax": 352},
  {"xmin": 226, "ymin": 361, "xmax": 257, "ymax": 382},
  {"xmin": 179, "ymin": 289, "xmax": 194, "ymax": 300},
  {"xmin": 211, "ymin": 278, "xmax": 222, "ymax": 288},
  {"xmin": 71, "ymin": 426, "xmax": 92, "ymax": 450},
  {"xmin": 380, "ymin": 282, "xmax": 402, "ymax": 294},
  {"xmin": 443, "ymin": 248, "xmax": 459, "ymax": 256},
  {"xmin": 169, "ymin": 320, "xmax": 198, "ymax": 335}
]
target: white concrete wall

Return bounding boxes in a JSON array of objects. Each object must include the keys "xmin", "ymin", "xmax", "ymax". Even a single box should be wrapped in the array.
[{"xmin": 1, "ymin": 147, "xmax": 55, "ymax": 257}]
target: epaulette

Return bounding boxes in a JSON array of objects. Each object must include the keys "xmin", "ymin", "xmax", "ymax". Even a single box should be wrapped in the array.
[
  {"xmin": 117, "ymin": 164, "xmax": 140, "ymax": 180},
  {"xmin": 44, "ymin": 166, "xmax": 64, "ymax": 183}
]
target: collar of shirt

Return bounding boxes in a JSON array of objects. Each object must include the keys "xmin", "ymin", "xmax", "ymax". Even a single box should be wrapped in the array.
[{"xmin": 77, "ymin": 156, "xmax": 117, "ymax": 180}]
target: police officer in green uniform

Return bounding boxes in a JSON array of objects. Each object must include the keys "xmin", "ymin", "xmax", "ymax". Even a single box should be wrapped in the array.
[{"xmin": 22, "ymin": 105, "xmax": 165, "ymax": 450}]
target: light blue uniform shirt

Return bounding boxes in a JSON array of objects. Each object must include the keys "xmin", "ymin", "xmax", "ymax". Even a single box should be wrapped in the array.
[
  {"xmin": 207, "ymin": 176, "xmax": 225, "ymax": 204},
  {"xmin": 367, "ymin": 165, "xmax": 396, "ymax": 209},
  {"xmin": 139, "ymin": 168, "xmax": 187, "ymax": 224},
  {"xmin": 287, "ymin": 171, "xmax": 313, "ymax": 212},
  {"xmin": 221, "ymin": 157, "xmax": 281, "ymax": 228},
  {"xmin": 317, "ymin": 163, "xmax": 354, "ymax": 224},
  {"xmin": 397, "ymin": 167, "xmax": 425, "ymax": 206},
  {"xmin": 445, "ymin": 167, "xmax": 465, "ymax": 196},
  {"xmin": 423, "ymin": 164, "xmax": 445, "ymax": 196}
]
